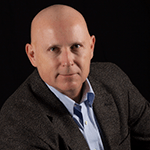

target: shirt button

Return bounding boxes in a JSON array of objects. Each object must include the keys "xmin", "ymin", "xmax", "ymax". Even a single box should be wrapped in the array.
[{"xmin": 85, "ymin": 121, "xmax": 88, "ymax": 125}]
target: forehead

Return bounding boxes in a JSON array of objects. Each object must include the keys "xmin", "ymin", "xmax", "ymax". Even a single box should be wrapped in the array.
[{"xmin": 37, "ymin": 23, "xmax": 89, "ymax": 46}]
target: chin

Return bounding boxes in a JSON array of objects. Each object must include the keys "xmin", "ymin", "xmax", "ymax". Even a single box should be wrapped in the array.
[
  {"xmin": 59, "ymin": 82, "xmax": 81, "ymax": 92},
  {"xmin": 62, "ymin": 84, "xmax": 78, "ymax": 91}
]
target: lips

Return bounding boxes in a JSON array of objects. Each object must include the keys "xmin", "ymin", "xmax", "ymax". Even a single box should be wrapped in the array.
[
  {"xmin": 59, "ymin": 73, "xmax": 76, "ymax": 77},
  {"xmin": 56, "ymin": 72, "xmax": 79, "ymax": 78},
  {"xmin": 61, "ymin": 73, "xmax": 74, "ymax": 75}
]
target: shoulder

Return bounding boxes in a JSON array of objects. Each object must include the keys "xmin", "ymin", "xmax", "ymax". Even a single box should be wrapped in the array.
[
  {"xmin": 89, "ymin": 62, "xmax": 134, "ymax": 94},
  {"xmin": 0, "ymin": 69, "xmax": 45, "ymax": 117},
  {"xmin": 0, "ymin": 69, "xmax": 53, "ymax": 138},
  {"xmin": 90, "ymin": 62, "xmax": 128, "ymax": 82},
  {"xmin": 90, "ymin": 62, "xmax": 123, "ymax": 74}
]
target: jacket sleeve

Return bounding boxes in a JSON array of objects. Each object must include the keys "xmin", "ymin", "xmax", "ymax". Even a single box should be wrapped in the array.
[
  {"xmin": 109, "ymin": 63, "xmax": 150, "ymax": 149},
  {"xmin": 126, "ymin": 75, "xmax": 150, "ymax": 149},
  {"xmin": 0, "ymin": 99, "xmax": 55, "ymax": 150}
]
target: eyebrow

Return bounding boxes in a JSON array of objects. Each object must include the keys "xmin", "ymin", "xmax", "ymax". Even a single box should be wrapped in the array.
[{"xmin": 71, "ymin": 41, "xmax": 84, "ymax": 45}]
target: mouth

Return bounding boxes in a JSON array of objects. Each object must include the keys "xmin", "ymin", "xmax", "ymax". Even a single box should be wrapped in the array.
[
  {"xmin": 56, "ymin": 72, "xmax": 79, "ymax": 78},
  {"xmin": 59, "ymin": 73, "xmax": 76, "ymax": 77}
]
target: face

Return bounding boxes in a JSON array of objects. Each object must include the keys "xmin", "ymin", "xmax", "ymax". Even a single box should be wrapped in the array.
[{"xmin": 26, "ymin": 22, "xmax": 95, "ymax": 96}]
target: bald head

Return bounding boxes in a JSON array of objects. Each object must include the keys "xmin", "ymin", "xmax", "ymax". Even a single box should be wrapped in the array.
[{"xmin": 31, "ymin": 4, "xmax": 90, "ymax": 44}]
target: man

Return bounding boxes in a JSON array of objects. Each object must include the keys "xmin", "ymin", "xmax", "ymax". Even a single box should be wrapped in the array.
[{"xmin": 0, "ymin": 4, "xmax": 150, "ymax": 150}]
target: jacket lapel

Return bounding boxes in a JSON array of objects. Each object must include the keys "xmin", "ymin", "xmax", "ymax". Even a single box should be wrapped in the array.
[
  {"xmin": 89, "ymin": 76, "xmax": 122, "ymax": 150},
  {"xmin": 31, "ymin": 69, "xmax": 90, "ymax": 150},
  {"xmin": 51, "ymin": 106, "xmax": 90, "ymax": 150}
]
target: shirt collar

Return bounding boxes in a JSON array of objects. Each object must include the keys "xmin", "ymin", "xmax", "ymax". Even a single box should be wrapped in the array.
[
  {"xmin": 45, "ymin": 78, "xmax": 95, "ymax": 116},
  {"xmin": 80, "ymin": 78, "xmax": 95, "ymax": 107}
]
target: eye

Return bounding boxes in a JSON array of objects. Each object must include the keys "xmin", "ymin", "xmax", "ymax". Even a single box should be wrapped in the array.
[
  {"xmin": 47, "ymin": 46, "xmax": 60, "ymax": 52},
  {"xmin": 50, "ymin": 47, "xmax": 57, "ymax": 52},
  {"xmin": 47, "ymin": 46, "xmax": 61, "ymax": 56},
  {"xmin": 74, "ymin": 44, "xmax": 81, "ymax": 48},
  {"xmin": 71, "ymin": 44, "xmax": 81, "ymax": 50}
]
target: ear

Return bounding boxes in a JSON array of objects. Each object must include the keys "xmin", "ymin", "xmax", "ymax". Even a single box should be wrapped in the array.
[
  {"xmin": 25, "ymin": 43, "xmax": 37, "ymax": 67},
  {"xmin": 90, "ymin": 35, "xmax": 96, "ymax": 59}
]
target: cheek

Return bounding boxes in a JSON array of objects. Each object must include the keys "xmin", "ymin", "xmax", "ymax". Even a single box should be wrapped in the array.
[
  {"xmin": 81, "ymin": 50, "xmax": 92, "ymax": 65},
  {"xmin": 37, "ymin": 64, "xmax": 53, "ymax": 84},
  {"xmin": 35, "ymin": 55, "xmax": 58, "ymax": 83},
  {"xmin": 36, "ymin": 52, "xmax": 57, "ymax": 71},
  {"xmin": 78, "ymin": 52, "xmax": 91, "ymax": 78}
]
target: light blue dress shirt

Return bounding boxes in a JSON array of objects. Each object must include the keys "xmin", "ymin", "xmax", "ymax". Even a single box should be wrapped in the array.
[{"xmin": 46, "ymin": 79, "xmax": 104, "ymax": 150}]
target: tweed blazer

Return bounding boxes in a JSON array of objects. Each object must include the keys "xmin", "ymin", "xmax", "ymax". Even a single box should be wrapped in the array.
[{"xmin": 0, "ymin": 62, "xmax": 150, "ymax": 150}]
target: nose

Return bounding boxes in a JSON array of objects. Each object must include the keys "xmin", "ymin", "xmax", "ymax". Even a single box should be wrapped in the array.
[{"xmin": 60, "ymin": 48, "xmax": 74, "ymax": 67}]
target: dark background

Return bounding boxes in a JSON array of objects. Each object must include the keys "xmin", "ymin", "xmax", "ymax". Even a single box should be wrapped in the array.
[{"xmin": 0, "ymin": 0, "xmax": 150, "ymax": 108}]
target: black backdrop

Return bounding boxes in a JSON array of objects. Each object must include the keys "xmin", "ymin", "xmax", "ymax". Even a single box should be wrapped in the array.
[{"xmin": 0, "ymin": 0, "xmax": 150, "ymax": 108}]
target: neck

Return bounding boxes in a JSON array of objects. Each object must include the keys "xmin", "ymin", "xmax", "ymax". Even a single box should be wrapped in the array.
[{"xmin": 63, "ymin": 84, "xmax": 84, "ymax": 104}]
